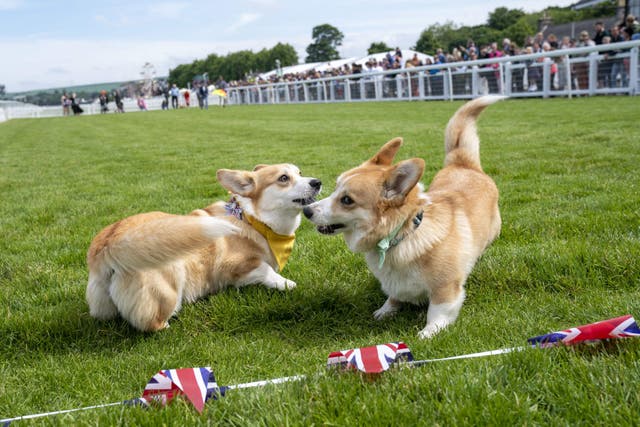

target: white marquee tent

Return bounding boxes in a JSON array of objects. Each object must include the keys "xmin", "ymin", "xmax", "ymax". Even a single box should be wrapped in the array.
[{"xmin": 258, "ymin": 49, "xmax": 433, "ymax": 81}]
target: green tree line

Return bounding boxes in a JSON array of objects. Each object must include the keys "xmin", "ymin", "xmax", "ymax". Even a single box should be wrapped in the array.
[
  {"xmin": 168, "ymin": 3, "xmax": 615, "ymax": 86},
  {"xmin": 413, "ymin": 3, "xmax": 616, "ymax": 54},
  {"xmin": 168, "ymin": 42, "xmax": 298, "ymax": 87}
]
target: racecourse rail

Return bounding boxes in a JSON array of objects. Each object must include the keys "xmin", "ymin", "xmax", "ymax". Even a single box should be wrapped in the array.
[
  {"xmin": 1, "ymin": 41, "xmax": 639, "ymax": 122},
  {"xmin": 227, "ymin": 41, "xmax": 640, "ymax": 105}
]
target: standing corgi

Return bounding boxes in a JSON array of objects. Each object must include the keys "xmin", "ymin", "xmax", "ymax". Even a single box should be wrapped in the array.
[{"xmin": 303, "ymin": 96, "xmax": 503, "ymax": 338}]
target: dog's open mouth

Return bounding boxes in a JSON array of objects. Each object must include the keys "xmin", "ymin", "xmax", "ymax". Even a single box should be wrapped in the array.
[
  {"xmin": 317, "ymin": 224, "xmax": 345, "ymax": 235},
  {"xmin": 293, "ymin": 197, "xmax": 317, "ymax": 206}
]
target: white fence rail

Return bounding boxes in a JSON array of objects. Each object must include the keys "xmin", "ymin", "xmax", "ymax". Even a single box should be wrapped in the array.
[
  {"xmin": 227, "ymin": 41, "xmax": 640, "ymax": 105},
  {"xmin": 2, "ymin": 41, "xmax": 638, "ymax": 123},
  {"xmin": 0, "ymin": 94, "xmax": 226, "ymax": 123}
]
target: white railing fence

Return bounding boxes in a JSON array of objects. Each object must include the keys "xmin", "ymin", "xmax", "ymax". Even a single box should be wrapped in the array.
[
  {"xmin": 2, "ymin": 41, "xmax": 638, "ymax": 123},
  {"xmin": 227, "ymin": 40, "xmax": 640, "ymax": 105},
  {"xmin": 0, "ymin": 94, "xmax": 227, "ymax": 123}
]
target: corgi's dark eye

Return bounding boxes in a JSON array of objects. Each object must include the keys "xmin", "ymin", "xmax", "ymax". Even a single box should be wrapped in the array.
[
  {"xmin": 278, "ymin": 175, "xmax": 289, "ymax": 182},
  {"xmin": 340, "ymin": 195, "xmax": 354, "ymax": 206}
]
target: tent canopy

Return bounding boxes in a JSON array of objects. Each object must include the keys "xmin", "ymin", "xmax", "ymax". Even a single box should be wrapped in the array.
[{"xmin": 258, "ymin": 49, "xmax": 433, "ymax": 80}]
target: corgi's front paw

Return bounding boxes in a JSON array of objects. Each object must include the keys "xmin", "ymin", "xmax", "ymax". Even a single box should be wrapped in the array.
[
  {"xmin": 418, "ymin": 322, "xmax": 447, "ymax": 339},
  {"xmin": 275, "ymin": 278, "xmax": 297, "ymax": 291},
  {"xmin": 373, "ymin": 298, "xmax": 399, "ymax": 320}
]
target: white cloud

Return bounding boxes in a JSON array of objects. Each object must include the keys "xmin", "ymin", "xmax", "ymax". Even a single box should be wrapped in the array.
[
  {"xmin": 227, "ymin": 13, "xmax": 261, "ymax": 32},
  {"xmin": 1, "ymin": 34, "xmax": 308, "ymax": 92}
]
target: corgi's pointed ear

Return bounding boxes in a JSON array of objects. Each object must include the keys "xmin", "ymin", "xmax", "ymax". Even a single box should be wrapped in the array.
[
  {"xmin": 216, "ymin": 169, "xmax": 256, "ymax": 196},
  {"xmin": 382, "ymin": 158, "xmax": 425, "ymax": 201},
  {"xmin": 366, "ymin": 137, "xmax": 403, "ymax": 166},
  {"xmin": 253, "ymin": 164, "xmax": 268, "ymax": 171}
]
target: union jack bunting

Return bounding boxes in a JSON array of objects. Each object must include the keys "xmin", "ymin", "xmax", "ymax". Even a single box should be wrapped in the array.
[
  {"xmin": 527, "ymin": 314, "xmax": 640, "ymax": 348},
  {"xmin": 327, "ymin": 342, "xmax": 413, "ymax": 373},
  {"xmin": 140, "ymin": 367, "xmax": 214, "ymax": 413}
]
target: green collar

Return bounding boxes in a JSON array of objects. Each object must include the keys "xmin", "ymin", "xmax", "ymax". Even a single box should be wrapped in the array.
[{"xmin": 376, "ymin": 210, "xmax": 423, "ymax": 269}]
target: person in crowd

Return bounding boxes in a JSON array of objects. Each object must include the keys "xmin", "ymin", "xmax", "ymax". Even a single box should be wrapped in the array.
[
  {"xmin": 429, "ymin": 48, "xmax": 446, "ymax": 96},
  {"xmin": 501, "ymin": 38, "xmax": 513, "ymax": 56},
  {"xmin": 215, "ymin": 76, "xmax": 228, "ymax": 107},
  {"xmin": 162, "ymin": 86, "xmax": 170, "ymax": 108},
  {"xmin": 486, "ymin": 42, "xmax": 502, "ymax": 93},
  {"xmin": 99, "ymin": 90, "xmax": 109, "ymax": 114},
  {"xmin": 61, "ymin": 93, "xmax": 71, "ymax": 116},
  {"xmin": 574, "ymin": 31, "xmax": 595, "ymax": 89},
  {"xmin": 599, "ymin": 35, "xmax": 615, "ymax": 88},
  {"xmin": 540, "ymin": 41, "xmax": 560, "ymax": 90},
  {"xmin": 593, "ymin": 21, "xmax": 609, "ymax": 45},
  {"xmin": 386, "ymin": 52, "xmax": 395, "ymax": 68},
  {"xmin": 625, "ymin": 14, "xmax": 640, "ymax": 39},
  {"xmin": 169, "ymin": 83, "xmax": 179, "ymax": 109},
  {"xmin": 197, "ymin": 83, "xmax": 208, "ymax": 109},
  {"xmin": 533, "ymin": 32, "xmax": 545, "ymax": 51},
  {"xmin": 183, "ymin": 89, "xmax": 190, "ymax": 107},
  {"xmin": 70, "ymin": 93, "xmax": 83, "ymax": 115},
  {"xmin": 137, "ymin": 95, "xmax": 148, "ymax": 111},
  {"xmin": 113, "ymin": 90, "xmax": 124, "ymax": 113},
  {"xmin": 608, "ymin": 25, "xmax": 627, "ymax": 87},
  {"xmin": 524, "ymin": 46, "xmax": 541, "ymax": 91}
]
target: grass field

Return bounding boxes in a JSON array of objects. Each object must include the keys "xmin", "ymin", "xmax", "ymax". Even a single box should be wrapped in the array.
[{"xmin": 1, "ymin": 97, "xmax": 639, "ymax": 426}]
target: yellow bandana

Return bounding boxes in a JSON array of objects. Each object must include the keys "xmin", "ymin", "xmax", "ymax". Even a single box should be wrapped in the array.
[{"xmin": 245, "ymin": 214, "xmax": 296, "ymax": 271}]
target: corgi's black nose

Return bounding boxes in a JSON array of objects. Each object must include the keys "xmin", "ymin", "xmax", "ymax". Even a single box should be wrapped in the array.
[
  {"xmin": 303, "ymin": 206, "xmax": 314, "ymax": 219},
  {"xmin": 309, "ymin": 179, "xmax": 322, "ymax": 190}
]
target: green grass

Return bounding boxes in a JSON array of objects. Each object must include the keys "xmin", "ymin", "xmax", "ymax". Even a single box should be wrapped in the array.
[{"xmin": 1, "ymin": 98, "xmax": 639, "ymax": 425}]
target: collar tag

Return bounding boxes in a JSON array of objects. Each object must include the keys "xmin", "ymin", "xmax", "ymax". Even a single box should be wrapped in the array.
[
  {"xmin": 376, "ymin": 221, "xmax": 405, "ymax": 269},
  {"xmin": 224, "ymin": 197, "xmax": 243, "ymax": 220},
  {"xmin": 376, "ymin": 210, "xmax": 424, "ymax": 269}
]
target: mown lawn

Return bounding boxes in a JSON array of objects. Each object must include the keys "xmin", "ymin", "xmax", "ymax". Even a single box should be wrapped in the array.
[{"xmin": 1, "ymin": 97, "xmax": 639, "ymax": 426}]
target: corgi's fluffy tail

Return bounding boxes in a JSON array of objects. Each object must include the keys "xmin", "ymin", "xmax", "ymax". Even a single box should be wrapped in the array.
[
  {"xmin": 86, "ymin": 215, "xmax": 238, "ymax": 319},
  {"xmin": 444, "ymin": 95, "xmax": 505, "ymax": 171}
]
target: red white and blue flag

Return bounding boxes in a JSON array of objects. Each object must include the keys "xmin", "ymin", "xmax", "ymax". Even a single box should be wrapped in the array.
[
  {"xmin": 327, "ymin": 342, "xmax": 413, "ymax": 373},
  {"xmin": 527, "ymin": 314, "xmax": 640, "ymax": 348},
  {"xmin": 140, "ymin": 367, "xmax": 217, "ymax": 413}
]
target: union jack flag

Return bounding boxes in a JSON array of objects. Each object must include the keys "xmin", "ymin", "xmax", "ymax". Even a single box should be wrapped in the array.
[
  {"xmin": 140, "ymin": 367, "xmax": 219, "ymax": 413},
  {"xmin": 327, "ymin": 342, "xmax": 413, "ymax": 373},
  {"xmin": 528, "ymin": 314, "xmax": 640, "ymax": 348}
]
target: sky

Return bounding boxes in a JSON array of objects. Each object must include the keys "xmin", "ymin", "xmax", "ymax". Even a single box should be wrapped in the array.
[{"xmin": 0, "ymin": 0, "xmax": 577, "ymax": 93}]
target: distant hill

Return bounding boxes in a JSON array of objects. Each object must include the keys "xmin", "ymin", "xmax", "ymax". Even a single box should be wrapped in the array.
[
  {"xmin": 4, "ymin": 77, "xmax": 168, "ymax": 106},
  {"xmin": 8, "ymin": 81, "xmax": 126, "ymax": 97}
]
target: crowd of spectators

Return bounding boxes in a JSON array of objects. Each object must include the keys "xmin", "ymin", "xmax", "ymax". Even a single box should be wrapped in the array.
[{"xmin": 228, "ymin": 14, "xmax": 640, "ymax": 93}]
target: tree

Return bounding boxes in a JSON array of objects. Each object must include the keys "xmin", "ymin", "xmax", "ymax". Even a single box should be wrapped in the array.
[
  {"xmin": 269, "ymin": 42, "xmax": 298, "ymax": 68},
  {"xmin": 255, "ymin": 43, "xmax": 298, "ymax": 72},
  {"xmin": 218, "ymin": 50, "xmax": 256, "ymax": 81},
  {"xmin": 305, "ymin": 24, "xmax": 344, "ymax": 63},
  {"xmin": 0, "ymin": 84, "xmax": 5, "ymax": 97},
  {"xmin": 367, "ymin": 42, "xmax": 392, "ymax": 55},
  {"xmin": 487, "ymin": 7, "xmax": 525, "ymax": 31},
  {"xmin": 414, "ymin": 28, "xmax": 439, "ymax": 54},
  {"xmin": 414, "ymin": 22, "xmax": 467, "ymax": 54},
  {"xmin": 504, "ymin": 19, "xmax": 535, "ymax": 46},
  {"xmin": 168, "ymin": 63, "xmax": 194, "ymax": 88}
]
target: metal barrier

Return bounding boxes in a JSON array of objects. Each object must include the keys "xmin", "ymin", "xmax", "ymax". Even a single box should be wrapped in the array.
[
  {"xmin": 227, "ymin": 41, "xmax": 640, "ymax": 105},
  {"xmin": 2, "ymin": 41, "xmax": 638, "ymax": 123},
  {"xmin": 0, "ymin": 94, "xmax": 227, "ymax": 122}
]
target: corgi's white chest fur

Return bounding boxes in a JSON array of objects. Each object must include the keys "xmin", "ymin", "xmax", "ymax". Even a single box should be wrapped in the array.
[{"xmin": 365, "ymin": 252, "xmax": 431, "ymax": 303}]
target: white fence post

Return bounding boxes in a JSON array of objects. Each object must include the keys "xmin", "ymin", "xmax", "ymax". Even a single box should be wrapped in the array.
[
  {"xmin": 588, "ymin": 52, "xmax": 598, "ymax": 96},
  {"xmin": 629, "ymin": 46, "xmax": 639, "ymax": 95}
]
